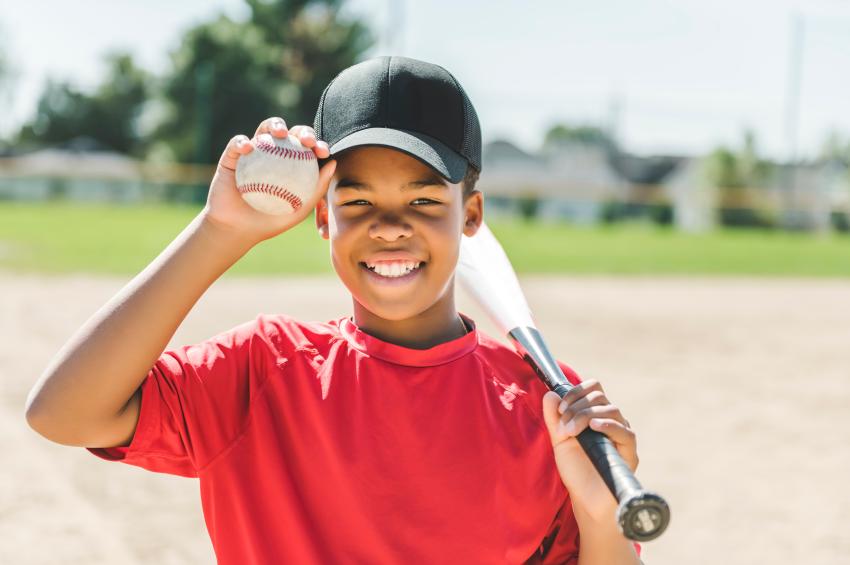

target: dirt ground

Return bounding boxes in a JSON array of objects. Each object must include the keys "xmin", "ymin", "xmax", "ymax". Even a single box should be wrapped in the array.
[{"xmin": 2, "ymin": 272, "xmax": 848, "ymax": 564}]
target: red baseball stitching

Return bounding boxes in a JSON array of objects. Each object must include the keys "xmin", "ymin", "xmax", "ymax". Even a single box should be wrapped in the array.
[
  {"xmin": 254, "ymin": 140, "xmax": 317, "ymax": 161},
  {"xmin": 237, "ymin": 183, "xmax": 303, "ymax": 210}
]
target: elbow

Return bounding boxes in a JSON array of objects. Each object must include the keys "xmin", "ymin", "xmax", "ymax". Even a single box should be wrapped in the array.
[
  {"xmin": 24, "ymin": 371, "xmax": 54, "ymax": 436},
  {"xmin": 25, "ymin": 408, "xmax": 86, "ymax": 446},
  {"xmin": 24, "ymin": 389, "xmax": 44, "ymax": 432},
  {"xmin": 24, "ymin": 390, "xmax": 79, "ymax": 445},
  {"xmin": 24, "ymin": 394, "xmax": 56, "ymax": 441}
]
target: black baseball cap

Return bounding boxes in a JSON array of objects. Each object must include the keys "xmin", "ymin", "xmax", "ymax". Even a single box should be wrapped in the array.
[{"xmin": 313, "ymin": 56, "xmax": 482, "ymax": 184}]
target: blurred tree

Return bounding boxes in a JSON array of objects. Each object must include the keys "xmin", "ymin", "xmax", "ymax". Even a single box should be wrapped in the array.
[
  {"xmin": 819, "ymin": 130, "xmax": 850, "ymax": 164},
  {"xmin": 0, "ymin": 23, "xmax": 19, "ymax": 151},
  {"xmin": 15, "ymin": 52, "xmax": 151, "ymax": 156},
  {"xmin": 542, "ymin": 124, "xmax": 617, "ymax": 153},
  {"xmin": 704, "ymin": 129, "xmax": 773, "ymax": 190},
  {"xmin": 149, "ymin": 0, "xmax": 373, "ymax": 165},
  {"xmin": 704, "ymin": 129, "xmax": 775, "ymax": 228},
  {"xmin": 705, "ymin": 146, "xmax": 742, "ymax": 189}
]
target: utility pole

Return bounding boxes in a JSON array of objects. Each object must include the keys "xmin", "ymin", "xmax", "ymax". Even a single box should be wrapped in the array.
[{"xmin": 783, "ymin": 11, "xmax": 805, "ymax": 229}]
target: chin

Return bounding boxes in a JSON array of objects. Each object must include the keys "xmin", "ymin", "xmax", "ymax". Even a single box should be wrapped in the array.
[{"xmin": 360, "ymin": 299, "xmax": 431, "ymax": 322}]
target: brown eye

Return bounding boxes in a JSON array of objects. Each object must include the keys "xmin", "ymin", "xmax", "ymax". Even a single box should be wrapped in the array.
[
  {"xmin": 411, "ymin": 198, "xmax": 440, "ymax": 205},
  {"xmin": 342, "ymin": 199, "xmax": 371, "ymax": 206}
]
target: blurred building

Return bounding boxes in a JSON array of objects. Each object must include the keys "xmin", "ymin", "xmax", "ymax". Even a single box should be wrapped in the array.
[
  {"xmin": 0, "ymin": 137, "xmax": 212, "ymax": 204},
  {"xmin": 3, "ymin": 137, "xmax": 848, "ymax": 232},
  {"xmin": 479, "ymin": 138, "xmax": 850, "ymax": 232},
  {"xmin": 480, "ymin": 140, "xmax": 625, "ymax": 224},
  {"xmin": 771, "ymin": 160, "xmax": 850, "ymax": 231}
]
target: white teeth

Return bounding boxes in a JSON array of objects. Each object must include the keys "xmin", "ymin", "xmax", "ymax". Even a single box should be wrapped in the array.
[{"xmin": 366, "ymin": 261, "xmax": 421, "ymax": 278}]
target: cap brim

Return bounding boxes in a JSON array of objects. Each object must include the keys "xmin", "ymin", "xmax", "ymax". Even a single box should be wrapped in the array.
[{"xmin": 328, "ymin": 128, "xmax": 468, "ymax": 184}]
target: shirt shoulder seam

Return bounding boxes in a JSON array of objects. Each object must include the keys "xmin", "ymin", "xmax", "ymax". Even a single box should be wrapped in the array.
[
  {"xmin": 195, "ymin": 316, "xmax": 341, "ymax": 473},
  {"xmin": 195, "ymin": 363, "xmax": 278, "ymax": 474}
]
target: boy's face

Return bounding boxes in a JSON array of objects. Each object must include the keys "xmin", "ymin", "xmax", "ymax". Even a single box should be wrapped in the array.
[{"xmin": 316, "ymin": 146, "xmax": 483, "ymax": 322}]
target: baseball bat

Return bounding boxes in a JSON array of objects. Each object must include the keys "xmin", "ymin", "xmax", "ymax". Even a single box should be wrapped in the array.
[{"xmin": 457, "ymin": 222, "xmax": 670, "ymax": 542}]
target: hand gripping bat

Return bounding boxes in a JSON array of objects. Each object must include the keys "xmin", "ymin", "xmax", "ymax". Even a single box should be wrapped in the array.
[{"xmin": 457, "ymin": 222, "xmax": 670, "ymax": 542}]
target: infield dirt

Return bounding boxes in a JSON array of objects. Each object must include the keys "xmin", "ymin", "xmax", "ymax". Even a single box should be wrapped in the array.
[{"xmin": 3, "ymin": 273, "xmax": 848, "ymax": 564}]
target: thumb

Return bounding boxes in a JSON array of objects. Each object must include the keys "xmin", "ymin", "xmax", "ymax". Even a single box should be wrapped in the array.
[
  {"xmin": 542, "ymin": 390, "xmax": 565, "ymax": 445},
  {"xmin": 217, "ymin": 134, "xmax": 250, "ymax": 174}
]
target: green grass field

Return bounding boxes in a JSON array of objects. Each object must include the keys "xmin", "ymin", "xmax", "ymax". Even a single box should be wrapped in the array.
[{"xmin": 1, "ymin": 201, "xmax": 848, "ymax": 277}]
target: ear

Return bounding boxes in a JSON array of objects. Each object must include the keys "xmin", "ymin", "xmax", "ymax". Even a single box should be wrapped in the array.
[
  {"xmin": 315, "ymin": 196, "xmax": 330, "ymax": 240},
  {"xmin": 462, "ymin": 190, "xmax": 484, "ymax": 237}
]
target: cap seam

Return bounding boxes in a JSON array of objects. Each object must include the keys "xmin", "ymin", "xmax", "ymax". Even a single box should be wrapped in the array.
[
  {"xmin": 315, "ymin": 76, "xmax": 335, "ymax": 139},
  {"xmin": 385, "ymin": 56, "xmax": 392, "ymax": 128},
  {"xmin": 443, "ymin": 68, "xmax": 469, "ymax": 158}
]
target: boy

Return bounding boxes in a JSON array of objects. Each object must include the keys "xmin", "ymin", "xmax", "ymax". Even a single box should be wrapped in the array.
[{"xmin": 25, "ymin": 56, "xmax": 642, "ymax": 564}]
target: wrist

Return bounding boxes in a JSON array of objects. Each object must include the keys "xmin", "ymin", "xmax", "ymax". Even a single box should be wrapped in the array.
[
  {"xmin": 197, "ymin": 210, "xmax": 258, "ymax": 255},
  {"xmin": 574, "ymin": 500, "xmax": 616, "ymax": 532},
  {"xmin": 573, "ymin": 500, "xmax": 639, "ymax": 563},
  {"xmin": 571, "ymin": 491, "xmax": 619, "ymax": 526}
]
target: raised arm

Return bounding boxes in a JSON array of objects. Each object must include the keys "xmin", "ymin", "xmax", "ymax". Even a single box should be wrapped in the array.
[{"xmin": 25, "ymin": 118, "xmax": 335, "ymax": 447}]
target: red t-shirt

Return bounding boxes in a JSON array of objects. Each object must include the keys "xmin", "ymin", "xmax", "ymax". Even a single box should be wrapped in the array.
[{"xmin": 88, "ymin": 313, "xmax": 634, "ymax": 564}]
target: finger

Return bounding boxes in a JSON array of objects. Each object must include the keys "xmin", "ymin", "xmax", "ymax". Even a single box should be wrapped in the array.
[
  {"xmin": 254, "ymin": 132, "xmax": 275, "ymax": 147},
  {"xmin": 217, "ymin": 134, "xmax": 252, "ymax": 173},
  {"xmin": 588, "ymin": 418, "xmax": 636, "ymax": 448},
  {"xmin": 254, "ymin": 116, "xmax": 289, "ymax": 139},
  {"xmin": 314, "ymin": 139, "xmax": 330, "ymax": 159},
  {"xmin": 541, "ymin": 391, "xmax": 565, "ymax": 444},
  {"xmin": 558, "ymin": 379, "xmax": 604, "ymax": 412},
  {"xmin": 559, "ymin": 389, "xmax": 609, "ymax": 419},
  {"xmin": 589, "ymin": 418, "xmax": 639, "ymax": 471},
  {"xmin": 289, "ymin": 125, "xmax": 317, "ymax": 148},
  {"xmin": 562, "ymin": 404, "xmax": 625, "ymax": 437}
]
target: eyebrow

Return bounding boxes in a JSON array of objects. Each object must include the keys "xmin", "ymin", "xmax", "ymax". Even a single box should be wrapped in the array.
[{"xmin": 334, "ymin": 175, "xmax": 448, "ymax": 192}]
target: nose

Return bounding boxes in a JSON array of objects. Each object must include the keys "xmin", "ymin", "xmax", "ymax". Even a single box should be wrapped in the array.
[{"xmin": 368, "ymin": 213, "xmax": 413, "ymax": 242}]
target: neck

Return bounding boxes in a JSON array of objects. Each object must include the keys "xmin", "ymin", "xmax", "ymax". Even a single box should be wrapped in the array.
[{"xmin": 352, "ymin": 291, "xmax": 467, "ymax": 350}]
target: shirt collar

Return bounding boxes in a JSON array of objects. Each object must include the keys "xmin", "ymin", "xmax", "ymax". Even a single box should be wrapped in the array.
[{"xmin": 337, "ymin": 313, "xmax": 479, "ymax": 367}]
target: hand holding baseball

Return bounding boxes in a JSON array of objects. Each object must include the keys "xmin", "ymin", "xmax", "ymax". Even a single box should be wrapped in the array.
[{"xmin": 202, "ymin": 116, "xmax": 336, "ymax": 244}]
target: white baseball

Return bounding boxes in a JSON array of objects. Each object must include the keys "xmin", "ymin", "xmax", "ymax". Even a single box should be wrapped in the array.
[{"xmin": 235, "ymin": 134, "xmax": 319, "ymax": 215}]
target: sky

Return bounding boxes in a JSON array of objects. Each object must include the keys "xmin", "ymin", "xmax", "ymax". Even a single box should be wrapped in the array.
[{"xmin": 1, "ymin": 0, "xmax": 849, "ymax": 160}]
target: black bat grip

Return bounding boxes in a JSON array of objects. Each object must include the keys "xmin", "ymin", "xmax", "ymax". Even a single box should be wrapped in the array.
[{"xmin": 510, "ymin": 328, "xmax": 670, "ymax": 542}]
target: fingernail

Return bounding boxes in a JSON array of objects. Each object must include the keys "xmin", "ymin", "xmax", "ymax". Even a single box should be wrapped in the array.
[
  {"xmin": 270, "ymin": 120, "xmax": 281, "ymax": 129},
  {"xmin": 558, "ymin": 401, "xmax": 568, "ymax": 414}
]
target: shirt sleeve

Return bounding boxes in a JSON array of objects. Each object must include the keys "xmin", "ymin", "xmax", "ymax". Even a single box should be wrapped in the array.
[
  {"xmin": 523, "ymin": 495, "xmax": 579, "ymax": 564},
  {"xmin": 86, "ymin": 315, "xmax": 284, "ymax": 477}
]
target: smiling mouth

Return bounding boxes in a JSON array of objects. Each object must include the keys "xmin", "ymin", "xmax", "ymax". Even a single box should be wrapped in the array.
[{"xmin": 360, "ymin": 260, "xmax": 424, "ymax": 278}]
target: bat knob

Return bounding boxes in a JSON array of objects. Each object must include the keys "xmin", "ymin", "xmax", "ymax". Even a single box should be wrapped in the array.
[{"xmin": 617, "ymin": 490, "xmax": 670, "ymax": 542}]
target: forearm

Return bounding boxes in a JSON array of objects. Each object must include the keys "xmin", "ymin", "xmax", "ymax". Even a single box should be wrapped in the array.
[
  {"xmin": 574, "ymin": 502, "xmax": 641, "ymax": 565},
  {"xmin": 25, "ymin": 211, "xmax": 253, "ymax": 437}
]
